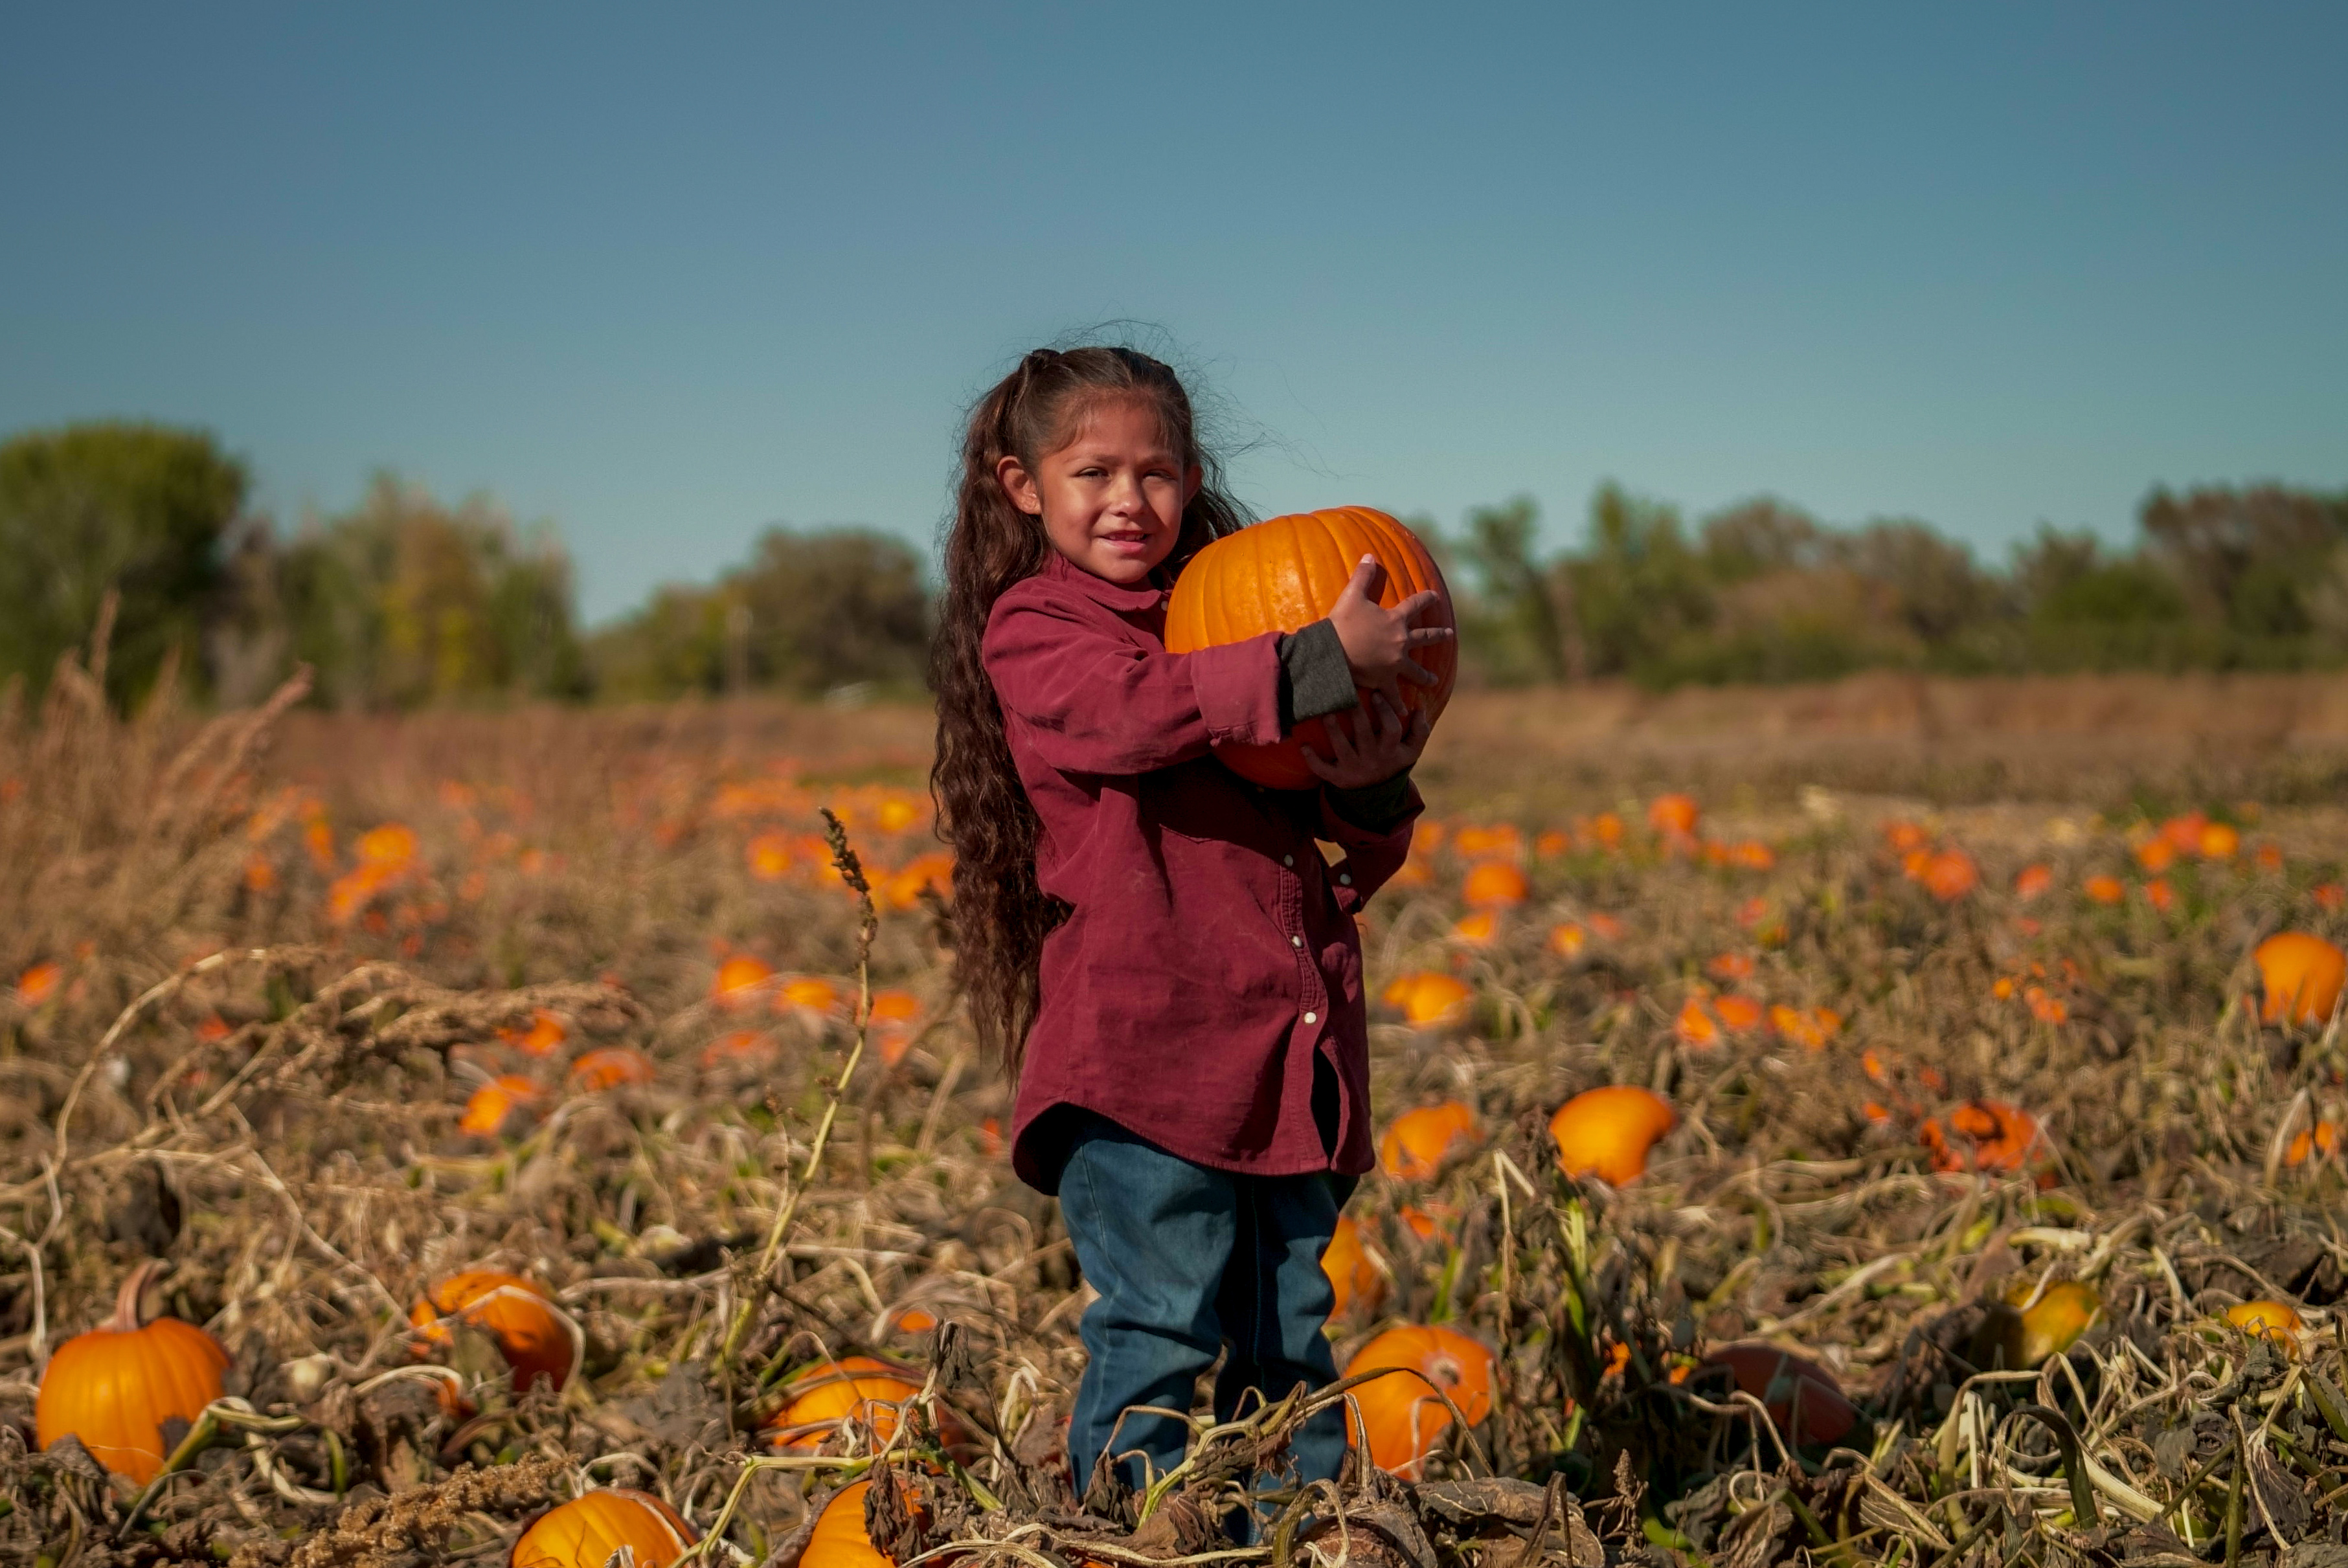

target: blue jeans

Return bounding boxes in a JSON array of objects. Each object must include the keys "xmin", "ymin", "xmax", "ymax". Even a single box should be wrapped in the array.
[{"xmin": 1055, "ymin": 1112, "xmax": 1356, "ymax": 1498}]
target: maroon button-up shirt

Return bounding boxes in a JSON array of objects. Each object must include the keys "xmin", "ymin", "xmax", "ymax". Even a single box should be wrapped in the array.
[{"xmin": 982, "ymin": 552, "xmax": 1422, "ymax": 1193}]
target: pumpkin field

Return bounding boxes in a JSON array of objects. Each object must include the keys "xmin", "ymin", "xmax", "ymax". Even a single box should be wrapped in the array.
[{"xmin": 13, "ymin": 663, "xmax": 2348, "ymax": 1568}]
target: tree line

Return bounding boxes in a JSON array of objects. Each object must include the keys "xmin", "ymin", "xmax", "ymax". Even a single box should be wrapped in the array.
[{"xmin": 1, "ymin": 419, "xmax": 2342, "ymax": 711}]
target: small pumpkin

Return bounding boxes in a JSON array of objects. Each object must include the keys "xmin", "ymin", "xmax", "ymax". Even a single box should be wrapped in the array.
[
  {"xmin": 458, "ymin": 1074, "xmax": 540, "ymax": 1136},
  {"xmin": 569, "ymin": 1046, "xmax": 655, "ymax": 1091},
  {"xmin": 2226, "ymin": 1299, "xmax": 2303, "ymax": 1345},
  {"xmin": 1981, "ymin": 1280, "xmax": 2102, "ymax": 1369},
  {"xmin": 1320, "ymin": 1215, "xmax": 1384, "ymax": 1317},
  {"xmin": 1340, "ymin": 1325, "xmax": 1497, "ymax": 1479},
  {"xmin": 1550, "ymin": 1086, "xmax": 1676, "ymax": 1185},
  {"xmin": 1381, "ymin": 972, "xmax": 1473, "ymax": 1027},
  {"xmin": 1647, "ymin": 794, "xmax": 1701, "ymax": 840},
  {"xmin": 36, "ymin": 1260, "xmax": 230, "ymax": 1484},
  {"xmin": 1919, "ymin": 1100, "xmax": 2042, "ymax": 1175},
  {"xmin": 512, "ymin": 1489, "xmax": 696, "ymax": 1568},
  {"xmin": 1377, "ymin": 1101, "xmax": 1480, "ymax": 1180},
  {"xmin": 2255, "ymin": 932, "xmax": 2347, "ymax": 1027},
  {"xmin": 1460, "ymin": 861, "xmax": 1530, "ymax": 909},
  {"xmin": 1162, "ymin": 507, "xmax": 1456, "ymax": 790},
  {"xmin": 1697, "ymin": 1343, "xmax": 1857, "ymax": 1448},
  {"xmin": 410, "ymin": 1270, "xmax": 580, "ymax": 1393}
]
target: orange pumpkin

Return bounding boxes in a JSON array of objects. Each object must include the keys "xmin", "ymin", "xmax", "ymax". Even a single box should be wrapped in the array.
[
  {"xmin": 1378, "ymin": 1101, "xmax": 1480, "ymax": 1180},
  {"xmin": 767, "ymin": 1355, "xmax": 931, "ymax": 1451},
  {"xmin": 1919, "ymin": 1101, "xmax": 2042, "ymax": 1175},
  {"xmin": 36, "ymin": 1262, "xmax": 230, "ymax": 1484},
  {"xmin": 569, "ymin": 1046, "xmax": 655, "ymax": 1091},
  {"xmin": 1321, "ymin": 1215, "xmax": 1384, "ymax": 1317},
  {"xmin": 713, "ymin": 954, "xmax": 774, "ymax": 1005},
  {"xmin": 1163, "ymin": 507, "xmax": 1456, "ymax": 789},
  {"xmin": 2083, "ymin": 875, "xmax": 2126, "ymax": 906},
  {"xmin": 1460, "ymin": 861, "xmax": 1530, "ymax": 909},
  {"xmin": 1996, "ymin": 1281, "xmax": 2102, "ymax": 1368},
  {"xmin": 2286, "ymin": 1119, "xmax": 2342, "ymax": 1165},
  {"xmin": 805, "ymin": 1482, "xmax": 893, "ymax": 1568},
  {"xmin": 2226, "ymin": 1299, "xmax": 2303, "ymax": 1343},
  {"xmin": 1382, "ymin": 971, "xmax": 1473, "ymax": 1027},
  {"xmin": 1648, "ymin": 794, "xmax": 1701, "ymax": 839},
  {"xmin": 512, "ymin": 1490, "xmax": 697, "ymax": 1568},
  {"xmin": 1340, "ymin": 1325, "xmax": 1496, "ymax": 1478},
  {"xmin": 1549, "ymin": 1086, "xmax": 1676, "ymax": 1185},
  {"xmin": 409, "ymin": 1270, "xmax": 579, "ymax": 1393},
  {"xmin": 2255, "ymin": 932, "xmax": 2347, "ymax": 1027},
  {"xmin": 1697, "ymin": 1343, "xmax": 1857, "ymax": 1447},
  {"xmin": 458, "ymin": 1074, "xmax": 541, "ymax": 1136}
]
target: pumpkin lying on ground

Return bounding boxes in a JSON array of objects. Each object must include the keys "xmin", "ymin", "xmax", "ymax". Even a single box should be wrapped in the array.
[
  {"xmin": 1163, "ymin": 506, "xmax": 1455, "ymax": 790},
  {"xmin": 767, "ymin": 1354, "xmax": 967, "ymax": 1452},
  {"xmin": 1919, "ymin": 1100, "xmax": 2043, "ymax": 1175},
  {"xmin": 1549, "ymin": 1086, "xmax": 1676, "ymax": 1185},
  {"xmin": 1977, "ymin": 1279, "xmax": 2102, "ymax": 1369},
  {"xmin": 1320, "ymin": 1215, "xmax": 1384, "ymax": 1317},
  {"xmin": 2226, "ymin": 1299, "xmax": 2304, "ymax": 1346},
  {"xmin": 1339, "ymin": 1325, "xmax": 1496, "ymax": 1479},
  {"xmin": 1696, "ymin": 1343, "xmax": 1858, "ymax": 1448},
  {"xmin": 512, "ymin": 1490, "xmax": 696, "ymax": 1568},
  {"xmin": 36, "ymin": 1260, "xmax": 230, "ymax": 1484},
  {"xmin": 2255, "ymin": 932, "xmax": 2347, "ymax": 1027},
  {"xmin": 806, "ymin": 1482, "xmax": 894, "ymax": 1568},
  {"xmin": 409, "ymin": 1270, "xmax": 580, "ymax": 1394},
  {"xmin": 1377, "ymin": 1101, "xmax": 1480, "ymax": 1180}
]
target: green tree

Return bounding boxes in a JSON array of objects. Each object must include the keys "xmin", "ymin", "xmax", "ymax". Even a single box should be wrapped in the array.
[
  {"xmin": 1451, "ymin": 496, "xmax": 1581, "ymax": 683},
  {"xmin": 0, "ymin": 422, "xmax": 247, "ymax": 704},
  {"xmin": 585, "ymin": 526, "xmax": 931, "ymax": 701}
]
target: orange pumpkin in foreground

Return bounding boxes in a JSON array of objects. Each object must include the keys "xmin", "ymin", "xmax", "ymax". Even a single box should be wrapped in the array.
[
  {"xmin": 2255, "ymin": 932, "xmax": 2347, "ymax": 1027},
  {"xmin": 512, "ymin": 1490, "xmax": 696, "ymax": 1568},
  {"xmin": 1164, "ymin": 507, "xmax": 1455, "ymax": 790},
  {"xmin": 1378, "ymin": 1101, "xmax": 1481, "ymax": 1180},
  {"xmin": 37, "ymin": 1261, "xmax": 230, "ymax": 1484},
  {"xmin": 1340, "ymin": 1325, "xmax": 1496, "ymax": 1478},
  {"xmin": 410, "ymin": 1270, "xmax": 579, "ymax": 1393},
  {"xmin": 2226, "ymin": 1299, "xmax": 2304, "ymax": 1344},
  {"xmin": 805, "ymin": 1482, "xmax": 893, "ymax": 1568},
  {"xmin": 1697, "ymin": 1343, "xmax": 1858, "ymax": 1448},
  {"xmin": 1550, "ymin": 1086, "xmax": 1676, "ymax": 1186}
]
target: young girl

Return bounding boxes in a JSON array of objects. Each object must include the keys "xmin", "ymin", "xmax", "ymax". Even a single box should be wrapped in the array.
[{"xmin": 931, "ymin": 346, "xmax": 1450, "ymax": 1504}]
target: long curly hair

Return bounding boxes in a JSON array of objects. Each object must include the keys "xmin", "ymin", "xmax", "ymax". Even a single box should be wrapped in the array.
[{"xmin": 931, "ymin": 346, "xmax": 1249, "ymax": 1077}]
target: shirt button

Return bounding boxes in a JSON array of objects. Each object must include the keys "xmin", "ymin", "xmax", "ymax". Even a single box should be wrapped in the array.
[
  {"xmin": 1291, "ymin": 935, "xmax": 1304, "ymax": 947},
  {"xmin": 1283, "ymin": 854, "xmax": 1295, "ymax": 867},
  {"xmin": 1338, "ymin": 873, "xmax": 1353, "ymax": 886},
  {"xmin": 1303, "ymin": 1011, "xmax": 1318, "ymax": 1024}
]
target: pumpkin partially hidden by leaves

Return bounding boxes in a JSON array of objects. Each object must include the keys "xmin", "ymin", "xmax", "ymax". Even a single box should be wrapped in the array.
[
  {"xmin": 1978, "ymin": 1280, "xmax": 2102, "ymax": 1369},
  {"xmin": 1919, "ymin": 1100, "xmax": 2042, "ymax": 1174},
  {"xmin": 512, "ymin": 1489, "xmax": 696, "ymax": 1568},
  {"xmin": 1320, "ymin": 1215, "xmax": 1384, "ymax": 1317},
  {"xmin": 36, "ymin": 1261, "xmax": 229, "ymax": 1484},
  {"xmin": 767, "ymin": 1355, "xmax": 964, "ymax": 1451},
  {"xmin": 410, "ymin": 1270, "xmax": 579, "ymax": 1394},
  {"xmin": 1339, "ymin": 1325, "xmax": 1496, "ymax": 1478},
  {"xmin": 1697, "ymin": 1343, "xmax": 1858, "ymax": 1448},
  {"xmin": 1550, "ymin": 1086, "xmax": 1676, "ymax": 1185},
  {"xmin": 1377, "ymin": 1101, "xmax": 1480, "ymax": 1180},
  {"xmin": 2226, "ymin": 1299, "xmax": 2303, "ymax": 1346},
  {"xmin": 1163, "ymin": 507, "xmax": 1455, "ymax": 790},
  {"xmin": 806, "ymin": 1481, "xmax": 894, "ymax": 1568},
  {"xmin": 2255, "ymin": 932, "xmax": 2347, "ymax": 1027}
]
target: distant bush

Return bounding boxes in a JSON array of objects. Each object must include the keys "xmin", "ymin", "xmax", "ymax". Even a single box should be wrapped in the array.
[{"xmin": 585, "ymin": 526, "xmax": 931, "ymax": 702}]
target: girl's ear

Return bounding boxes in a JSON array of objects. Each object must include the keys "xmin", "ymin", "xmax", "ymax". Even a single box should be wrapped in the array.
[{"xmin": 996, "ymin": 454, "xmax": 1044, "ymax": 517}]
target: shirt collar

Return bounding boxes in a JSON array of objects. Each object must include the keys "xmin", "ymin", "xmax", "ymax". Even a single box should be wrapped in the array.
[{"xmin": 1043, "ymin": 548, "xmax": 1170, "ymax": 611}]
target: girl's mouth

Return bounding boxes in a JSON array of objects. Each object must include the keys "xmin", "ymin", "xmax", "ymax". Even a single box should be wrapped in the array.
[{"xmin": 1100, "ymin": 532, "xmax": 1152, "ymax": 556}]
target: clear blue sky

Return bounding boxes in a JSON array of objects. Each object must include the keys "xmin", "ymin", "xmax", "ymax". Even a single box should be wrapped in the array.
[{"xmin": 5, "ymin": 4, "xmax": 2342, "ymax": 622}]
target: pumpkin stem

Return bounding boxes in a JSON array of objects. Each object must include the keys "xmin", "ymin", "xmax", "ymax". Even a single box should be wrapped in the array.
[{"xmin": 106, "ymin": 1258, "xmax": 169, "ymax": 1334}]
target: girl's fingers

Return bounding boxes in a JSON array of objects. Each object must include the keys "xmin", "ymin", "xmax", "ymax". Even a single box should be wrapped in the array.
[
  {"xmin": 1405, "ymin": 625, "xmax": 1456, "ymax": 645},
  {"xmin": 1392, "ymin": 588, "xmax": 1441, "ymax": 623},
  {"xmin": 1397, "ymin": 661, "xmax": 1440, "ymax": 688}
]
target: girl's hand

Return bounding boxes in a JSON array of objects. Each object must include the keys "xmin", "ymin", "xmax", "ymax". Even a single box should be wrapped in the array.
[
  {"xmin": 1327, "ymin": 556, "xmax": 1454, "ymax": 706},
  {"xmin": 1300, "ymin": 691, "xmax": 1431, "ymax": 789}
]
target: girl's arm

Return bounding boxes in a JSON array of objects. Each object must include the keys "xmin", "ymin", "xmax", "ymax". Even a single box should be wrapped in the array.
[{"xmin": 984, "ymin": 596, "xmax": 1284, "ymax": 776}]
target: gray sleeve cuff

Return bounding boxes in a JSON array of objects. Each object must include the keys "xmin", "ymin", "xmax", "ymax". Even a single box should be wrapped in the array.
[
  {"xmin": 1327, "ymin": 768, "xmax": 1415, "ymax": 832},
  {"xmin": 1276, "ymin": 619, "xmax": 1357, "ymax": 731}
]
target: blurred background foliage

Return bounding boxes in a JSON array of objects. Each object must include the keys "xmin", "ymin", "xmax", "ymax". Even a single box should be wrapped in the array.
[{"xmin": 2, "ymin": 418, "xmax": 2343, "ymax": 710}]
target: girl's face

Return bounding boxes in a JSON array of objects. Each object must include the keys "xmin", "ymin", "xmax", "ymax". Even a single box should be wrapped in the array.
[{"xmin": 997, "ymin": 396, "xmax": 1201, "ymax": 586}]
